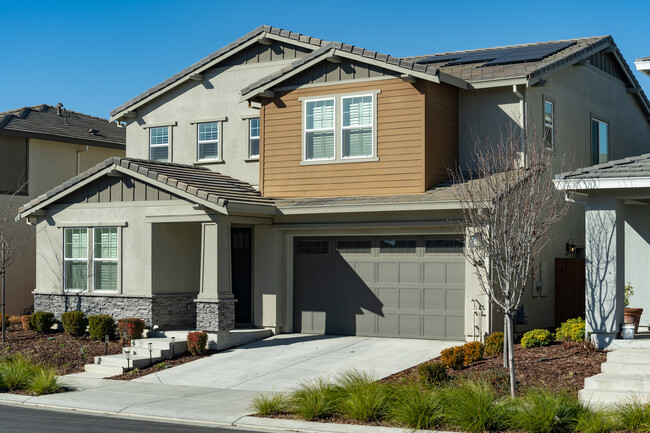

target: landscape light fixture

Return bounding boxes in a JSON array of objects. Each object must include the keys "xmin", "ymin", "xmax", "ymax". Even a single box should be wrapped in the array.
[
  {"xmin": 170, "ymin": 336, "xmax": 175, "ymax": 359},
  {"xmin": 105, "ymin": 334, "xmax": 109, "ymax": 355},
  {"xmin": 148, "ymin": 342, "xmax": 153, "ymax": 365},
  {"xmin": 124, "ymin": 348, "xmax": 131, "ymax": 371}
]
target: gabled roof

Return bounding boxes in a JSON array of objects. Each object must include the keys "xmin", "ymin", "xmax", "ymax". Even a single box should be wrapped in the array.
[
  {"xmin": 555, "ymin": 153, "xmax": 650, "ymax": 190},
  {"xmin": 16, "ymin": 157, "xmax": 275, "ymax": 220},
  {"xmin": 0, "ymin": 104, "xmax": 125, "ymax": 148},
  {"xmin": 110, "ymin": 25, "xmax": 328, "ymax": 121},
  {"xmin": 636, "ymin": 56, "xmax": 650, "ymax": 77}
]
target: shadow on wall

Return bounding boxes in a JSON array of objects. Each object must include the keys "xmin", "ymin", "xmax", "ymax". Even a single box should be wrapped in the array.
[{"xmin": 585, "ymin": 207, "xmax": 618, "ymax": 347}]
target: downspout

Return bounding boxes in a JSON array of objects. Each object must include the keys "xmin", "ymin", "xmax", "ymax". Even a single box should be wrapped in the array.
[
  {"xmin": 513, "ymin": 85, "xmax": 526, "ymax": 165},
  {"xmin": 76, "ymin": 146, "xmax": 89, "ymax": 175}
]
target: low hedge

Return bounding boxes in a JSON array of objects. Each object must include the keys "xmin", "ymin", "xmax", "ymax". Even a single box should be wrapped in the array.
[
  {"xmin": 61, "ymin": 311, "xmax": 88, "ymax": 337},
  {"xmin": 88, "ymin": 314, "xmax": 116, "ymax": 341},
  {"xmin": 440, "ymin": 346, "xmax": 464, "ymax": 370},
  {"xmin": 20, "ymin": 315, "xmax": 31, "ymax": 331},
  {"xmin": 556, "ymin": 317, "xmax": 585, "ymax": 343},
  {"xmin": 484, "ymin": 332, "xmax": 504, "ymax": 356},
  {"xmin": 30, "ymin": 311, "xmax": 55, "ymax": 333},
  {"xmin": 117, "ymin": 318, "xmax": 145, "ymax": 342},
  {"xmin": 187, "ymin": 331, "xmax": 208, "ymax": 355},
  {"xmin": 417, "ymin": 361, "xmax": 448, "ymax": 386},
  {"xmin": 521, "ymin": 329, "xmax": 554, "ymax": 348}
]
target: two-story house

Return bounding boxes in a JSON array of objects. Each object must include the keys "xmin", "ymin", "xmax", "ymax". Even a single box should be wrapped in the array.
[
  {"xmin": 1, "ymin": 104, "xmax": 125, "ymax": 314},
  {"xmin": 16, "ymin": 26, "xmax": 650, "ymax": 342}
]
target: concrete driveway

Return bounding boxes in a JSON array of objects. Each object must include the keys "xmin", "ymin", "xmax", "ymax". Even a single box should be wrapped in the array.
[{"xmin": 135, "ymin": 334, "xmax": 462, "ymax": 391}]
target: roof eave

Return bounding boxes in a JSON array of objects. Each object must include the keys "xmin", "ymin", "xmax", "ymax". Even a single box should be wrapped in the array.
[{"xmin": 554, "ymin": 177, "xmax": 650, "ymax": 191}]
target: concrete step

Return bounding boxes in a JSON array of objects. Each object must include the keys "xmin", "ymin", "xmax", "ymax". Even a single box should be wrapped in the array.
[
  {"xmin": 84, "ymin": 363, "xmax": 124, "ymax": 377},
  {"xmin": 131, "ymin": 338, "xmax": 187, "ymax": 353},
  {"xmin": 606, "ymin": 349, "xmax": 650, "ymax": 364},
  {"xmin": 579, "ymin": 388, "xmax": 650, "ymax": 406},
  {"xmin": 601, "ymin": 362, "xmax": 650, "ymax": 375},
  {"xmin": 584, "ymin": 373, "xmax": 650, "ymax": 392},
  {"xmin": 94, "ymin": 352, "xmax": 167, "ymax": 369}
]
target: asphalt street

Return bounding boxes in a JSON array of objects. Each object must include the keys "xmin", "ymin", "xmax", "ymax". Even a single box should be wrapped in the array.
[{"xmin": 0, "ymin": 403, "xmax": 259, "ymax": 433}]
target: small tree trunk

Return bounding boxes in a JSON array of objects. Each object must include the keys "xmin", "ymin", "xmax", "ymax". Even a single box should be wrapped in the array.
[
  {"xmin": 507, "ymin": 313, "xmax": 516, "ymax": 397},
  {"xmin": 503, "ymin": 314, "xmax": 508, "ymax": 367}
]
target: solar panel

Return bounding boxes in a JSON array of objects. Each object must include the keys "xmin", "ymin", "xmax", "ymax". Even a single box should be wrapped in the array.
[{"xmin": 483, "ymin": 42, "xmax": 575, "ymax": 66}]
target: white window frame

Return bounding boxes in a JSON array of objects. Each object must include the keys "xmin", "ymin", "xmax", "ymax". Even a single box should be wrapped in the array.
[
  {"xmin": 92, "ymin": 227, "xmax": 119, "ymax": 293},
  {"xmin": 300, "ymin": 90, "xmax": 380, "ymax": 165},
  {"xmin": 196, "ymin": 121, "xmax": 222, "ymax": 162},
  {"xmin": 591, "ymin": 116, "xmax": 609, "ymax": 164},
  {"xmin": 303, "ymin": 97, "xmax": 336, "ymax": 162},
  {"xmin": 63, "ymin": 228, "xmax": 89, "ymax": 293},
  {"xmin": 543, "ymin": 98, "xmax": 554, "ymax": 150},
  {"xmin": 149, "ymin": 126, "xmax": 171, "ymax": 162},
  {"xmin": 249, "ymin": 117, "xmax": 260, "ymax": 159}
]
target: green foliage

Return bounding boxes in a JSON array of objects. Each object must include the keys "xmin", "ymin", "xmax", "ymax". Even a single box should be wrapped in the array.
[
  {"xmin": 461, "ymin": 369, "xmax": 511, "ymax": 398},
  {"xmin": 0, "ymin": 354, "xmax": 38, "ymax": 390},
  {"xmin": 521, "ymin": 329, "xmax": 554, "ymax": 348},
  {"xmin": 290, "ymin": 378, "xmax": 340, "ymax": 420},
  {"xmin": 574, "ymin": 407, "xmax": 617, "ymax": 433},
  {"xmin": 61, "ymin": 311, "xmax": 88, "ymax": 337},
  {"xmin": 555, "ymin": 317, "xmax": 586, "ymax": 343},
  {"xmin": 440, "ymin": 345, "xmax": 465, "ymax": 370},
  {"xmin": 29, "ymin": 312, "xmax": 55, "ymax": 333},
  {"xmin": 462, "ymin": 341, "xmax": 484, "ymax": 365},
  {"xmin": 387, "ymin": 383, "xmax": 443, "ymax": 430},
  {"xmin": 506, "ymin": 388, "xmax": 582, "ymax": 432},
  {"xmin": 117, "ymin": 318, "xmax": 146, "ymax": 342},
  {"xmin": 155, "ymin": 362, "xmax": 166, "ymax": 369},
  {"xmin": 417, "ymin": 362, "xmax": 448, "ymax": 387},
  {"xmin": 615, "ymin": 399, "xmax": 650, "ymax": 431},
  {"xmin": 88, "ymin": 315, "xmax": 117, "ymax": 341},
  {"xmin": 251, "ymin": 392, "xmax": 291, "ymax": 416},
  {"xmin": 624, "ymin": 282, "xmax": 634, "ymax": 307},
  {"xmin": 440, "ymin": 380, "xmax": 507, "ymax": 433},
  {"xmin": 337, "ymin": 370, "xmax": 389, "ymax": 422},
  {"xmin": 484, "ymin": 331, "xmax": 505, "ymax": 356},
  {"xmin": 28, "ymin": 367, "xmax": 61, "ymax": 395},
  {"xmin": 187, "ymin": 331, "xmax": 208, "ymax": 355}
]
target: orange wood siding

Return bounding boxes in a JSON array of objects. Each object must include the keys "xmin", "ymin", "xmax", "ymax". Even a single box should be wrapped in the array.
[
  {"xmin": 424, "ymin": 81, "xmax": 458, "ymax": 190},
  {"xmin": 260, "ymin": 79, "xmax": 428, "ymax": 198}
]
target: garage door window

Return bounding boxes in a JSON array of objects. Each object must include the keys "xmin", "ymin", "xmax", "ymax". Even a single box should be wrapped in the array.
[
  {"xmin": 336, "ymin": 240, "xmax": 371, "ymax": 254},
  {"xmin": 380, "ymin": 240, "xmax": 416, "ymax": 254},
  {"xmin": 296, "ymin": 240, "xmax": 329, "ymax": 254},
  {"xmin": 425, "ymin": 239, "xmax": 464, "ymax": 254}
]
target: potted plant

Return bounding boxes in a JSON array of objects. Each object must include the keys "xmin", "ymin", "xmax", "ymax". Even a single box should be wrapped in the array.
[{"xmin": 624, "ymin": 282, "xmax": 643, "ymax": 333}]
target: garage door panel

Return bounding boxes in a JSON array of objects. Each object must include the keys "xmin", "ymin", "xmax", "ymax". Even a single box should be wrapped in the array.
[
  {"xmin": 446, "ymin": 289, "xmax": 465, "ymax": 310},
  {"xmin": 377, "ymin": 313, "xmax": 399, "ymax": 336},
  {"xmin": 377, "ymin": 287, "xmax": 399, "ymax": 309},
  {"xmin": 446, "ymin": 316, "xmax": 464, "ymax": 339},
  {"xmin": 399, "ymin": 263, "xmax": 420, "ymax": 283},
  {"xmin": 446, "ymin": 262, "xmax": 465, "ymax": 284},
  {"xmin": 424, "ymin": 289, "xmax": 446, "ymax": 310},
  {"xmin": 399, "ymin": 288, "xmax": 421, "ymax": 309},
  {"xmin": 378, "ymin": 262, "xmax": 399, "ymax": 283},
  {"xmin": 424, "ymin": 262, "xmax": 446, "ymax": 283},
  {"xmin": 355, "ymin": 310, "xmax": 377, "ymax": 335},
  {"xmin": 399, "ymin": 314, "xmax": 421, "ymax": 337},
  {"xmin": 353, "ymin": 262, "xmax": 376, "ymax": 282},
  {"xmin": 423, "ymin": 315, "xmax": 446, "ymax": 338}
]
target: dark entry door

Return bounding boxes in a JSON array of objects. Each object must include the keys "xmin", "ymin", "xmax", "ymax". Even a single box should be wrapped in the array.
[
  {"xmin": 231, "ymin": 228, "xmax": 252, "ymax": 325},
  {"xmin": 554, "ymin": 258, "xmax": 585, "ymax": 327}
]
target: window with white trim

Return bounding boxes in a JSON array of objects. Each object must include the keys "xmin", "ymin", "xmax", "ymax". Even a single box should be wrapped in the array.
[
  {"xmin": 302, "ymin": 92, "xmax": 377, "ymax": 163},
  {"xmin": 197, "ymin": 122, "xmax": 220, "ymax": 161},
  {"xmin": 249, "ymin": 118, "xmax": 260, "ymax": 158},
  {"xmin": 93, "ymin": 227, "xmax": 118, "ymax": 292},
  {"xmin": 592, "ymin": 118, "xmax": 609, "ymax": 164},
  {"xmin": 150, "ymin": 126, "xmax": 170, "ymax": 162},
  {"xmin": 543, "ymin": 99, "xmax": 554, "ymax": 149},
  {"xmin": 64, "ymin": 228, "xmax": 88, "ymax": 291}
]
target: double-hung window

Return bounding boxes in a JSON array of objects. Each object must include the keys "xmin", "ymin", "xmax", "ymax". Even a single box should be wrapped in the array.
[
  {"xmin": 63, "ymin": 227, "xmax": 119, "ymax": 293},
  {"xmin": 302, "ymin": 92, "xmax": 378, "ymax": 164},
  {"xmin": 249, "ymin": 118, "xmax": 260, "ymax": 159},
  {"xmin": 197, "ymin": 122, "xmax": 220, "ymax": 161},
  {"xmin": 543, "ymin": 99, "xmax": 554, "ymax": 149},
  {"xmin": 149, "ymin": 126, "xmax": 170, "ymax": 162},
  {"xmin": 592, "ymin": 118, "xmax": 609, "ymax": 164},
  {"xmin": 64, "ymin": 228, "xmax": 88, "ymax": 291},
  {"xmin": 93, "ymin": 228, "xmax": 118, "ymax": 292}
]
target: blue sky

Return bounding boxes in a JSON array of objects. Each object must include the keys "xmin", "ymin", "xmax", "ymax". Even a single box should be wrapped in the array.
[{"xmin": 1, "ymin": 0, "xmax": 648, "ymax": 118}]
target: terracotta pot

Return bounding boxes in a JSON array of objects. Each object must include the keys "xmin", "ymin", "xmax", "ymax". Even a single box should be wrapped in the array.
[{"xmin": 624, "ymin": 308, "xmax": 644, "ymax": 334}]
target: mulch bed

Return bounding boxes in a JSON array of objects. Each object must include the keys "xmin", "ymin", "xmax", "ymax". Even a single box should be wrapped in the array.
[
  {"xmin": 108, "ymin": 350, "xmax": 218, "ymax": 380},
  {"xmin": 381, "ymin": 341, "xmax": 607, "ymax": 395},
  {"xmin": 0, "ymin": 325, "xmax": 124, "ymax": 375}
]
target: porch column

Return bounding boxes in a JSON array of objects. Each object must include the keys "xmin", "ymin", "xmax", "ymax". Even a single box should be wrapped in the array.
[
  {"xmin": 195, "ymin": 221, "xmax": 235, "ymax": 331},
  {"xmin": 584, "ymin": 195, "xmax": 624, "ymax": 348}
]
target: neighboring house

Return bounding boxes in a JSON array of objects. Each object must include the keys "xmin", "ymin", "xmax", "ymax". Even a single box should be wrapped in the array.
[
  {"xmin": 15, "ymin": 26, "xmax": 650, "ymax": 342},
  {"xmin": 1, "ymin": 104, "xmax": 125, "ymax": 315},
  {"xmin": 635, "ymin": 56, "xmax": 650, "ymax": 77}
]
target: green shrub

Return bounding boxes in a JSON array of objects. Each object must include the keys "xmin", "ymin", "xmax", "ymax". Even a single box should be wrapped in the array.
[
  {"xmin": 615, "ymin": 399, "xmax": 650, "ymax": 431},
  {"xmin": 388, "ymin": 383, "xmax": 443, "ymax": 430},
  {"xmin": 461, "ymin": 369, "xmax": 511, "ymax": 398},
  {"xmin": 462, "ymin": 341, "xmax": 484, "ymax": 365},
  {"xmin": 117, "ymin": 318, "xmax": 145, "ymax": 342},
  {"xmin": 337, "ymin": 370, "xmax": 389, "ymax": 422},
  {"xmin": 28, "ymin": 366, "xmax": 61, "ymax": 395},
  {"xmin": 0, "ymin": 354, "xmax": 38, "ymax": 390},
  {"xmin": 506, "ymin": 388, "xmax": 581, "ymax": 432},
  {"xmin": 441, "ymin": 380, "xmax": 507, "ymax": 433},
  {"xmin": 485, "ymin": 332, "xmax": 504, "ymax": 356},
  {"xmin": 555, "ymin": 317, "xmax": 586, "ymax": 343},
  {"xmin": 521, "ymin": 329, "xmax": 554, "ymax": 348},
  {"xmin": 30, "ymin": 311, "xmax": 55, "ymax": 333},
  {"xmin": 251, "ymin": 392, "xmax": 291, "ymax": 416},
  {"xmin": 574, "ymin": 407, "xmax": 617, "ymax": 433},
  {"xmin": 187, "ymin": 331, "xmax": 208, "ymax": 355},
  {"xmin": 61, "ymin": 311, "xmax": 88, "ymax": 337},
  {"xmin": 440, "ymin": 346, "xmax": 464, "ymax": 370},
  {"xmin": 417, "ymin": 362, "xmax": 448, "ymax": 387},
  {"xmin": 88, "ymin": 314, "xmax": 117, "ymax": 341},
  {"xmin": 290, "ymin": 378, "xmax": 340, "ymax": 420}
]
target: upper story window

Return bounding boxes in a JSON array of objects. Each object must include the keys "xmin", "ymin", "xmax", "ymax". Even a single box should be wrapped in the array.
[
  {"xmin": 592, "ymin": 117, "xmax": 609, "ymax": 164},
  {"xmin": 543, "ymin": 99, "xmax": 554, "ymax": 149},
  {"xmin": 150, "ymin": 126, "xmax": 170, "ymax": 162},
  {"xmin": 249, "ymin": 118, "xmax": 260, "ymax": 159},
  {"xmin": 197, "ymin": 122, "xmax": 220, "ymax": 161},
  {"xmin": 302, "ymin": 91, "xmax": 379, "ymax": 164}
]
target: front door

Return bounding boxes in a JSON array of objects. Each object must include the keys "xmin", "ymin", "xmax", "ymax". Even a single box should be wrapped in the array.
[{"xmin": 231, "ymin": 228, "xmax": 252, "ymax": 325}]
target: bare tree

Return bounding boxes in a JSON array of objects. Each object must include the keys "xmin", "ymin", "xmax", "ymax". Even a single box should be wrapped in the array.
[{"xmin": 450, "ymin": 125, "xmax": 572, "ymax": 397}]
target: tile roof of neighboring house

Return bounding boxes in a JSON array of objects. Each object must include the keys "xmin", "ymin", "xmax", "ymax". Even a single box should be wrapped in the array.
[
  {"xmin": 16, "ymin": 157, "xmax": 273, "ymax": 219},
  {"xmin": 110, "ymin": 25, "xmax": 329, "ymax": 119},
  {"xmin": 556, "ymin": 153, "xmax": 650, "ymax": 180},
  {"xmin": 0, "ymin": 104, "xmax": 125, "ymax": 147}
]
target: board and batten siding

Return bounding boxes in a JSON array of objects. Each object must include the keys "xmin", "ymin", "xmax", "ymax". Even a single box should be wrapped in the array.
[
  {"xmin": 424, "ymin": 81, "xmax": 458, "ymax": 190},
  {"xmin": 261, "ymin": 78, "xmax": 457, "ymax": 198}
]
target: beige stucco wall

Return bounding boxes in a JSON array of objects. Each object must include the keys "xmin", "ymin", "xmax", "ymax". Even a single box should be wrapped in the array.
[
  {"xmin": 2, "ymin": 139, "xmax": 123, "ymax": 315},
  {"xmin": 124, "ymin": 60, "xmax": 296, "ymax": 189}
]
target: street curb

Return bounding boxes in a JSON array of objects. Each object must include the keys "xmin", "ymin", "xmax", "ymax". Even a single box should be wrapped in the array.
[{"xmin": 235, "ymin": 416, "xmax": 455, "ymax": 433}]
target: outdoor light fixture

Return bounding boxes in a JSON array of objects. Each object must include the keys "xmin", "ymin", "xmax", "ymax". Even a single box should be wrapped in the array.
[
  {"xmin": 566, "ymin": 239, "xmax": 577, "ymax": 257},
  {"xmin": 170, "ymin": 336, "xmax": 175, "ymax": 360},
  {"xmin": 105, "ymin": 334, "xmax": 109, "ymax": 355},
  {"xmin": 124, "ymin": 348, "xmax": 131, "ymax": 371},
  {"xmin": 148, "ymin": 342, "xmax": 153, "ymax": 365},
  {"xmin": 469, "ymin": 233, "xmax": 483, "ymax": 248}
]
